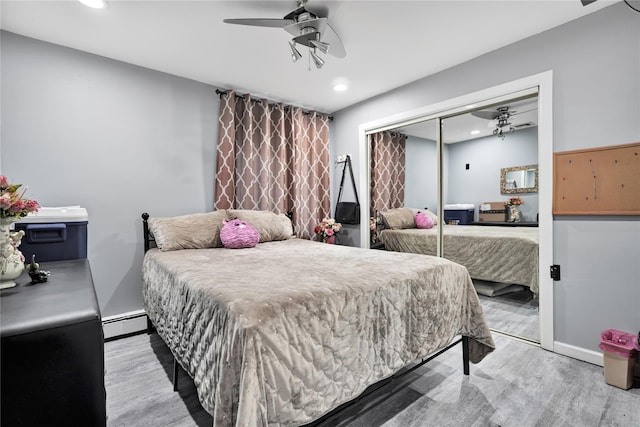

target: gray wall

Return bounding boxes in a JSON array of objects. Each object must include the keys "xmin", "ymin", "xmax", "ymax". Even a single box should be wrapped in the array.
[
  {"xmin": 404, "ymin": 127, "xmax": 538, "ymax": 221},
  {"xmin": 1, "ymin": 31, "xmax": 219, "ymax": 317},
  {"xmin": 446, "ymin": 127, "xmax": 538, "ymax": 221},
  {"xmin": 331, "ymin": 3, "xmax": 639, "ymax": 352}
]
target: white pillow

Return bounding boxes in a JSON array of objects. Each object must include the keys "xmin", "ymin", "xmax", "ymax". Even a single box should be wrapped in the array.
[
  {"xmin": 148, "ymin": 210, "xmax": 228, "ymax": 251},
  {"xmin": 380, "ymin": 207, "xmax": 415, "ymax": 229},
  {"xmin": 227, "ymin": 210, "xmax": 294, "ymax": 243}
]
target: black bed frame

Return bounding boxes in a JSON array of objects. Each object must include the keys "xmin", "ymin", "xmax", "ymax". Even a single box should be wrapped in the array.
[{"xmin": 140, "ymin": 212, "xmax": 470, "ymax": 425}]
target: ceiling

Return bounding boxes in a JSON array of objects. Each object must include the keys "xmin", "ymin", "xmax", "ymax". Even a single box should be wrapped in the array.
[
  {"xmin": 0, "ymin": 0, "xmax": 616, "ymax": 115},
  {"xmin": 396, "ymin": 97, "xmax": 538, "ymax": 143}
]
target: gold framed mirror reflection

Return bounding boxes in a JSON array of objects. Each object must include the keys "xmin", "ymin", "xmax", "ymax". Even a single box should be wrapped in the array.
[{"xmin": 500, "ymin": 164, "xmax": 538, "ymax": 194}]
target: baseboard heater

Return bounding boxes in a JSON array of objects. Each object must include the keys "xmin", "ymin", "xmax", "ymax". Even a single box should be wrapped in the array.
[{"xmin": 102, "ymin": 309, "xmax": 147, "ymax": 341}]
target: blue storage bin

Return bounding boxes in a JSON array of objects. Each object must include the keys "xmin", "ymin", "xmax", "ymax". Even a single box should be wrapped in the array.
[
  {"xmin": 444, "ymin": 204, "xmax": 475, "ymax": 225},
  {"xmin": 15, "ymin": 207, "xmax": 88, "ymax": 262}
]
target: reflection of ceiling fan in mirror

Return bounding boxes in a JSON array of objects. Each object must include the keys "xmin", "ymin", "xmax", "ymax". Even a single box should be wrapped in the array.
[
  {"xmin": 471, "ymin": 106, "xmax": 535, "ymax": 139},
  {"xmin": 223, "ymin": 0, "xmax": 346, "ymax": 69}
]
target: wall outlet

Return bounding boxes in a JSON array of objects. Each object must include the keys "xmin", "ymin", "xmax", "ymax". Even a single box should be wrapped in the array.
[{"xmin": 336, "ymin": 154, "xmax": 347, "ymax": 162}]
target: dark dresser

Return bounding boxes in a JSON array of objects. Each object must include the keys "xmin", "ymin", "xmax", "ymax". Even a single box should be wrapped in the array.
[{"xmin": 0, "ymin": 259, "xmax": 106, "ymax": 426}]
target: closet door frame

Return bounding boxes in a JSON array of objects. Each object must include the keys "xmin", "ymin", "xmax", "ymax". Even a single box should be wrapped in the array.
[{"xmin": 358, "ymin": 71, "xmax": 554, "ymax": 351}]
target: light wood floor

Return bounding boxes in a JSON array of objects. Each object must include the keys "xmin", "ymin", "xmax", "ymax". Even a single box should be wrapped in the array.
[
  {"xmin": 477, "ymin": 289, "xmax": 539, "ymax": 342},
  {"xmin": 104, "ymin": 333, "xmax": 639, "ymax": 426}
]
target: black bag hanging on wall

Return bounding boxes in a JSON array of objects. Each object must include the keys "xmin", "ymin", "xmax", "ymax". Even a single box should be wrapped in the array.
[{"xmin": 334, "ymin": 155, "xmax": 361, "ymax": 224}]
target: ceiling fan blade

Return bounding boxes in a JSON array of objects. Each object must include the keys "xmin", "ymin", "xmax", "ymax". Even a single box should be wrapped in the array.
[
  {"xmin": 322, "ymin": 23, "xmax": 346, "ymax": 58},
  {"xmin": 471, "ymin": 110, "xmax": 499, "ymax": 120},
  {"xmin": 511, "ymin": 108, "xmax": 536, "ymax": 116},
  {"xmin": 223, "ymin": 18, "xmax": 294, "ymax": 28},
  {"xmin": 580, "ymin": 0, "xmax": 598, "ymax": 6}
]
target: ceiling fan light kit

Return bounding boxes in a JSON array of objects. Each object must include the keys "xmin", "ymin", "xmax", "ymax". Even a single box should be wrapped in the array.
[
  {"xmin": 493, "ymin": 107, "xmax": 515, "ymax": 139},
  {"xmin": 310, "ymin": 39, "xmax": 330, "ymax": 54},
  {"xmin": 472, "ymin": 105, "xmax": 531, "ymax": 140},
  {"xmin": 223, "ymin": 0, "xmax": 346, "ymax": 70},
  {"xmin": 493, "ymin": 124, "xmax": 515, "ymax": 140},
  {"xmin": 310, "ymin": 49, "xmax": 325, "ymax": 69},
  {"xmin": 288, "ymin": 41, "xmax": 303, "ymax": 62}
]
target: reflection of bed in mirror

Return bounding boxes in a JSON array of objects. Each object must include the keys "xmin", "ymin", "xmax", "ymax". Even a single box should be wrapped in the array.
[{"xmin": 380, "ymin": 225, "xmax": 539, "ymax": 296}]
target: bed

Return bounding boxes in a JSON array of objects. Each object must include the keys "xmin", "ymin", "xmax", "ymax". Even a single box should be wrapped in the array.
[
  {"xmin": 379, "ymin": 209, "xmax": 539, "ymax": 295},
  {"xmin": 141, "ymin": 210, "xmax": 494, "ymax": 427}
]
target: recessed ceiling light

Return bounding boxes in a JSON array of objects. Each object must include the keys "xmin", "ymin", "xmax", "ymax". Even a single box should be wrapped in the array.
[
  {"xmin": 470, "ymin": 130, "xmax": 481, "ymax": 135},
  {"xmin": 79, "ymin": 0, "xmax": 107, "ymax": 9},
  {"xmin": 333, "ymin": 83, "xmax": 348, "ymax": 92}
]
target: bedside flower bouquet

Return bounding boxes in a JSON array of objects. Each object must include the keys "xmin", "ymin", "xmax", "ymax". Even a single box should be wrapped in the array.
[
  {"xmin": 505, "ymin": 196, "xmax": 524, "ymax": 207},
  {"xmin": 314, "ymin": 218, "xmax": 342, "ymax": 244},
  {"xmin": 1, "ymin": 176, "xmax": 40, "ymax": 219},
  {"xmin": 370, "ymin": 214, "xmax": 382, "ymax": 244},
  {"xmin": 505, "ymin": 196, "xmax": 523, "ymax": 222},
  {"xmin": 1, "ymin": 176, "xmax": 40, "ymax": 289}
]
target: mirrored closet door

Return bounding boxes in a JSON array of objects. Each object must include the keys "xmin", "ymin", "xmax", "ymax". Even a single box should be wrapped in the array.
[
  {"xmin": 440, "ymin": 96, "xmax": 539, "ymax": 343},
  {"xmin": 368, "ymin": 92, "xmax": 541, "ymax": 343}
]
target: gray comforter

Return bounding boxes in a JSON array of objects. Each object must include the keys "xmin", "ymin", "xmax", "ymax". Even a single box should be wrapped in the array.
[
  {"xmin": 142, "ymin": 238, "xmax": 494, "ymax": 427},
  {"xmin": 380, "ymin": 225, "xmax": 539, "ymax": 295}
]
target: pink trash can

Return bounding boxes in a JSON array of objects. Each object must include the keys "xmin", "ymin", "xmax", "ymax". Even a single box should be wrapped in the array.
[{"xmin": 599, "ymin": 329, "xmax": 639, "ymax": 390}]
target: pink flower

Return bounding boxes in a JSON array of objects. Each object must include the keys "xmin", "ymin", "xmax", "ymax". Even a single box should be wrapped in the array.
[
  {"xmin": 0, "ymin": 176, "xmax": 39, "ymax": 219},
  {"xmin": 25, "ymin": 200, "xmax": 40, "ymax": 211},
  {"xmin": 314, "ymin": 217, "xmax": 342, "ymax": 242},
  {"xmin": 9, "ymin": 199, "xmax": 26, "ymax": 213},
  {"xmin": 506, "ymin": 196, "xmax": 524, "ymax": 206},
  {"xmin": 0, "ymin": 194, "xmax": 12, "ymax": 209}
]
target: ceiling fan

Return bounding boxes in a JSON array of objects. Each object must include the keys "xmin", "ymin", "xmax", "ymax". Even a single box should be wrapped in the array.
[
  {"xmin": 582, "ymin": 0, "xmax": 640, "ymax": 13},
  {"xmin": 223, "ymin": 0, "xmax": 346, "ymax": 69},
  {"xmin": 471, "ymin": 106, "xmax": 532, "ymax": 139}
]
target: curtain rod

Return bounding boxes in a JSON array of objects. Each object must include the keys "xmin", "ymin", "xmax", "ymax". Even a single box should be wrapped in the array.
[{"xmin": 215, "ymin": 89, "xmax": 333, "ymax": 121}]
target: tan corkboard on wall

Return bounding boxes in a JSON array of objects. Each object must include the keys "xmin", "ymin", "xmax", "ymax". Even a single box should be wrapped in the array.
[{"xmin": 553, "ymin": 142, "xmax": 640, "ymax": 215}]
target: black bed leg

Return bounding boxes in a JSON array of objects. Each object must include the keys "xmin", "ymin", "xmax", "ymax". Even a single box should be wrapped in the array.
[
  {"xmin": 146, "ymin": 316, "xmax": 153, "ymax": 335},
  {"xmin": 462, "ymin": 336, "xmax": 470, "ymax": 375},
  {"xmin": 173, "ymin": 358, "xmax": 179, "ymax": 391}
]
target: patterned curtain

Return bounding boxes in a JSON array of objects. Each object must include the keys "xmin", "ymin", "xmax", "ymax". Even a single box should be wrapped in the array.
[
  {"xmin": 369, "ymin": 131, "xmax": 407, "ymax": 216},
  {"xmin": 215, "ymin": 91, "xmax": 331, "ymax": 239}
]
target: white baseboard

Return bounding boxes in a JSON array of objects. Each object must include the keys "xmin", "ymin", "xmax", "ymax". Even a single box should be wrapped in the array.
[
  {"xmin": 554, "ymin": 341, "xmax": 604, "ymax": 367},
  {"xmin": 102, "ymin": 309, "xmax": 147, "ymax": 340}
]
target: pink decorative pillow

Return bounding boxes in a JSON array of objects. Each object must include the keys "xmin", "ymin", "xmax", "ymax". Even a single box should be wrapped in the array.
[
  {"xmin": 220, "ymin": 219, "xmax": 260, "ymax": 249},
  {"xmin": 415, "ymin": 211, "xmax": 434, "ymax": 229}
]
